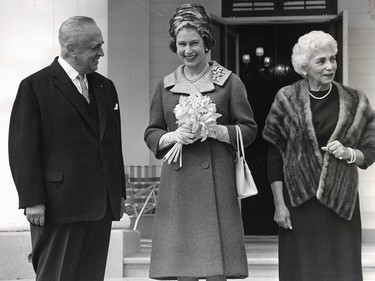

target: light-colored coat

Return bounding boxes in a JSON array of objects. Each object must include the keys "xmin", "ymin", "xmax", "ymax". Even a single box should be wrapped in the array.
[{"xmin": 144, "ymin": 61, "xmax": 257, "ymax": 279}]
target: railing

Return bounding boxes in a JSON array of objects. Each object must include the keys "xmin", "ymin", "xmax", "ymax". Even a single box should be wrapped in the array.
[
  {"xmin": 222, "ymin": 0, "xmax": 337, "ymax": 17},
  {"xmin": 125, "ymin": 165, "xmax": 161, "ymax": 230}
]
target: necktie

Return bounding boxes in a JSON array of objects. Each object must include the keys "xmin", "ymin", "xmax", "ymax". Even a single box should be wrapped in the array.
[{"xmin": 78, "ymin": 73, "xmax": 90, "ymax": 103}]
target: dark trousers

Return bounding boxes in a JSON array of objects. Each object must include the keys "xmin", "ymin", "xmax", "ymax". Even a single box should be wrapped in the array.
[{"xmin": 30, "ymin": 210, "xmax": 113, "ymax": 281}]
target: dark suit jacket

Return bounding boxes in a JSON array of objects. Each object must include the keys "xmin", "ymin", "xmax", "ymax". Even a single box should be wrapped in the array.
[{"xmin": 9, "ymin": 57, "xmax": 126, "ymax": 225}]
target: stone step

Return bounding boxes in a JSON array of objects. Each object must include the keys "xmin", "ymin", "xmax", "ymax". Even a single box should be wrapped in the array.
[
  {"xmin": 123, "ymin": 255, "xmax": 278, "ymax": 278},
  {"xmin": 124, "ymin": 237, "xmax": 375, "ymax": 280},
  {"xmin": 0, "ymin": 277, "xmax": 274, "ymax": 281},
  {"xmin": 123, "ymin": 237, "xmax": 276, "ymax": 279},
  {"xmin": 2, "ymin": 236, "xmax": 374, "ymax": 281},
  {"xmin": 124, "ymin": 248, "xmax": 278, "ymax": 278}
]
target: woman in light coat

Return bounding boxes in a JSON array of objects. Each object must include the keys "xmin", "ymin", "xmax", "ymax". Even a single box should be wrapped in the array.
[{"xmin": 144, "ymin": 4, "xmax": 257, "ymax": 281}]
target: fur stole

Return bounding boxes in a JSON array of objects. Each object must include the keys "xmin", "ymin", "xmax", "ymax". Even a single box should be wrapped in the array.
[{"xmin": 263, "ymin": 79, "xmax": 375, "ymax": 220}]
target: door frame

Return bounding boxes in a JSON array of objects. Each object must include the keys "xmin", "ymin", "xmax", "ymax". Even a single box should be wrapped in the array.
[
  {"xmin": 213, "ymin": 12, "xmax": 348, "ymax": 85},
  {"xmin": 211, "ymin": 14, "xmax": 240, "ymax": 74}
]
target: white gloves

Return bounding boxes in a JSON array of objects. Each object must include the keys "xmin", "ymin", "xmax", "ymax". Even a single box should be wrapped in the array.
[
  {"xmin": 159, "ymin": 124, "xmax": 230, "ymax": 150},
  {"xmin": 158, "ymin": 124, "xmax": 195, "ymax": 149},
  {"xmin": 210, "ymin": 124, "xmax": 230, "ymax": 143},
  {"xmin": 171, "ymin": 124, "xmax": 196, "ymax": 144}
]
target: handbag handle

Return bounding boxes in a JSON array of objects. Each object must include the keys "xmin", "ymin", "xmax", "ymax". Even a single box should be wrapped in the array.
[{"xmin": 235, "ymin": 125, "xmax": 245, "ymax": 158}]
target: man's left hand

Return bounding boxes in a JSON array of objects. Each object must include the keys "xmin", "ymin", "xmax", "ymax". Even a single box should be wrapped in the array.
[{"xmin": 25, "ymin": 203, "xmax": 46, "ymax": 226}]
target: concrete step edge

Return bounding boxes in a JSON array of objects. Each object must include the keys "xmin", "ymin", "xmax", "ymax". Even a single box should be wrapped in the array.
[{"xmin": 123, "ymin": 257, "xmax": 279, "ymax": 266}]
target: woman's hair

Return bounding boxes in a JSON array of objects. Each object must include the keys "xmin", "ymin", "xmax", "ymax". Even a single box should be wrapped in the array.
[
  {"xmin": 291, "ymin": 30, "xmax": 338, "ymax": 76},
  {"xmin": 168, "ymin": 3, "xmax": 215, "ymax": 53},
  {"xmin": 59, "ymin": 16, "xmax": 96, "ymax": 47}
]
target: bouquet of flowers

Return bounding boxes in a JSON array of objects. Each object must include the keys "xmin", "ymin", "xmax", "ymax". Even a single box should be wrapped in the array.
[{"xmin": 164, "ymin": 93, "xmax": 222, "ymax": 167}]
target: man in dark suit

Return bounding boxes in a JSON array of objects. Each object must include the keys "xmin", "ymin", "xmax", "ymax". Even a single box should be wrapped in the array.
[{"xmin": 8, "ymin": 16, "xmax": 126, "ymax": 281}]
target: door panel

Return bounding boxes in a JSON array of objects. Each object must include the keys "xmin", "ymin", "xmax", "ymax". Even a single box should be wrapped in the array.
[
  {"xmin": 211, "ymin": 15, "xmax": 239, "ymax": 73},
  {"xmin": 327, "ymin": 11, "xmax": 348, "ymax": 85},
  {"xmin": 211, "ymin": 17, "xmax": 225, "ymax": 66}
]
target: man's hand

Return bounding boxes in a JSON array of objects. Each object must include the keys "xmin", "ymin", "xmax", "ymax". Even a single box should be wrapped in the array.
[{"xmin": 25, "ymin": 204, "xmax": 46, "ymax": 226}]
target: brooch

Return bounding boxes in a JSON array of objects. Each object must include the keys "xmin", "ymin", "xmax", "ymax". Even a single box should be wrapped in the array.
[{"xmin": 212, "ymin": 66, "xmax": 226, "ymax": 83}]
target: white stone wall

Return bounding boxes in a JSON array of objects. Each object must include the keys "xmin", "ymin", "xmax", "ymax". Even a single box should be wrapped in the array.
[
  {"xmin": 338, "ymin": 0, "xmax": 375, "ymax": 229},
  {"xmin": 108, "ymin": 0, "xmax": 151, "ymax": 165}
]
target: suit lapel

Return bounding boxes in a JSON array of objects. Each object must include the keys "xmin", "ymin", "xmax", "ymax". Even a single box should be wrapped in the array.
[
  {"xmin": 88, "ymin": 74, "xmax": 108, "ymax": 142},
  {"xmin": 51, "ymin": 59, "xmax": 98, "ymax": 135}
]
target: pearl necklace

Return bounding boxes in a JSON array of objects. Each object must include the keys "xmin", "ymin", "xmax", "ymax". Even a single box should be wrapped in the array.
[
  {"xmin": 184, "ymin": 63, "xmax": 210, "ymax": 83},
  {"xmin": 309, "ymin": 83, "xmax": 332, "ymax": 100}
]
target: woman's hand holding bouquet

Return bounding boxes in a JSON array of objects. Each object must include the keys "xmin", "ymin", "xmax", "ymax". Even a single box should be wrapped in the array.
[
  {"xmin": 171, "ymin": 124, "xmax": 196, "ymax": 145},
  {"xmin": 163, "ymin": 94, "xmax": 222, "ymax": 167}
]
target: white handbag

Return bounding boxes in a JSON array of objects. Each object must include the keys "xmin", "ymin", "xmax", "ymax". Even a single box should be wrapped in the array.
[{"xmin": 235, "ymin": 125, "xmax": 258, "ymax": 199}]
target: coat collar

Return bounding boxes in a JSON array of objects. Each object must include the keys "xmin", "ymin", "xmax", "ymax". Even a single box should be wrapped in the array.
[
  {"xmin": 51, "ymin": 57, "xmax": 107, "ymax": 140},
  {"xmin": 163, "ymin": 61, "xmax": 232, "ymax": 95}
]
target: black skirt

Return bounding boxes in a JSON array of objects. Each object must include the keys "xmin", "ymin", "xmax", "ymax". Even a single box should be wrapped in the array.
[{"xmin": 278, "ymin": 187, "xmax": 363, "ymax": 281}]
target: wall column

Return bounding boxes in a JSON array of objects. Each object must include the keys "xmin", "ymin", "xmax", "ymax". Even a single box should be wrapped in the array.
[{"xmin": 108, "ymin": 0, "xmax": 151, "ymax": 166}]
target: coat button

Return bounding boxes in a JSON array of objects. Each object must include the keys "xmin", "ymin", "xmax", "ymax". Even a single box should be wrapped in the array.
[
  {"xmin": 202, "ymin": 161, "xmax": 210, "ymax": 169},
  {"xmin": 172, "ymin": 163, "xmax": 181, "ymax": 171}
]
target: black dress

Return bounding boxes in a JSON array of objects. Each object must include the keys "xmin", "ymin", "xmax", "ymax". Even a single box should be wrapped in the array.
[{"xmin": 268, "ymin": 85, "xmax": 366, "ymax": 281}]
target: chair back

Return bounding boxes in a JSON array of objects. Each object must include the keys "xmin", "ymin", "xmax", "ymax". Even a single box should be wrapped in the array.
[{"xmin": 125, "ymin": 165, "xmax": 162, "ymax": 217}]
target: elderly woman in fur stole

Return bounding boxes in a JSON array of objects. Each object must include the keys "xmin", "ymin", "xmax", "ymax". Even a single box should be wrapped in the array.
[{"xmin": 263, "ymin": 30, "xmax": 375, "ymax": 281}]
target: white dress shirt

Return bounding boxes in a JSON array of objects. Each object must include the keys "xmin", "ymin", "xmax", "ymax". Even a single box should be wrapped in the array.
[{"xmin": 57, "ymin": 56, "xmax": 89, "ymax": 95}]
